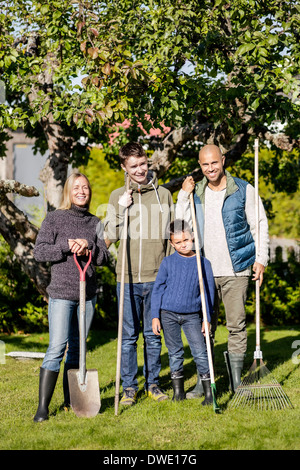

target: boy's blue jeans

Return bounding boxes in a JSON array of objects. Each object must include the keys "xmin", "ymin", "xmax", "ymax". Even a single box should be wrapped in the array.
[
  {"xmin": 160, "ymin": 310, "xmax": 209, "ymax": 376},
  {"xmin": 42, "ymin": 296, "xmax": 97, "ymax": 373},
  {"xmin": 117, "ymin": 282, "xmax": 162, "ymax": 391}
]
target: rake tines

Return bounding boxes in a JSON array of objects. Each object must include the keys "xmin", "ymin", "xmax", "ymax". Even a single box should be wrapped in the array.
[
  {"xmin": 229, "ymin": 140, "xmax": 293, "ymax": 412},
  {"xmin": 229, "ymin": 358, "xmax": 293, "ymax": 411}
]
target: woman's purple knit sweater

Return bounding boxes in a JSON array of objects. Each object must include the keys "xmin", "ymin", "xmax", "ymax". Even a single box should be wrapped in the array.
[{"xmin": 34, "ymin": 205, "xmax": 109, "ymax": 301}]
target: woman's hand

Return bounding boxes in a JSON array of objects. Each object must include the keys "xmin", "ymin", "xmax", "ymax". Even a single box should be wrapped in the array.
[{"xmin": 68, "ymin": 239, "xmax": 89, "ymax": 256}]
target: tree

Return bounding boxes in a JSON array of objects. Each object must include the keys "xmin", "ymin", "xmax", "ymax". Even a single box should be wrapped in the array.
[
  {"xmin": 99, "ymin": 0, "xmax": 300, "ymax": 191},
  {"xmin": 0, "ymin": 0, "xmax": 299, "ymax": 297},
  {"xmin": 0, "ymin": 0, "xmax": 155, "ymax": 295}
]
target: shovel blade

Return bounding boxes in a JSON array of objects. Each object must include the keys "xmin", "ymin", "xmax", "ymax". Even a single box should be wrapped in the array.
[{"xmin": 68, "ymin": 369, "xmax": 101, "ymax": 418}]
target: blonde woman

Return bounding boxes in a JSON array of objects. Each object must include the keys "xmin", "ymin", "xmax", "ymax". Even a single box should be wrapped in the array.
[{"xmin": 33, "ymin": 172, "xmax": 109, "ymax": 422}]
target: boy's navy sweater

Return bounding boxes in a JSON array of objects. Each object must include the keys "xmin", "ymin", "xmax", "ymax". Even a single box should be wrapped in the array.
[{"xmin": 151, "ymin": 251, "xmax": 215, "ymax": 322}]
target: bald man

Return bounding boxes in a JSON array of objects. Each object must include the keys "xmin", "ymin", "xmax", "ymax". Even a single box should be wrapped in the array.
[{"xmin": 176, "ymin": 144, "xmax": 269, "ymax": 395}]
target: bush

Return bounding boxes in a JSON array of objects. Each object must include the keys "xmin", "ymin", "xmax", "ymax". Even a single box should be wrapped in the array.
[
  {"xmin": 1, "ymin": 234, "xmax": 299, "ymax": 333},
  {"xmin": 0, "ymin": 236, "xmax": 48, "ymax": 333},
  {"xmin": 246, "ymin": 247, "xmax": 300, "ymax": 326},
  {"xmin": 0, "ymin": 236, "xmax": 118, "ymax": 333},
  {"xmin": 209, "ymin": 247, "xmax": 300, "ymax": 328},
  {"xmin": 93, "ymin": 255, "xmax": 118, "ymax": 329}
]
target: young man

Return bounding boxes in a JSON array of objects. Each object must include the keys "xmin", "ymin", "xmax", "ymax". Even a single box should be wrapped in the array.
[
  {"xmin": 151, "ymin": 219, "xmax": 215, "ymax": 405},
  {"xmin": 104, "ymin": 142, "xmax": 174, "ymax": 405},
  {"xmin": 176, "ymin": 144, "xmax": 269, "ymax": 394}
]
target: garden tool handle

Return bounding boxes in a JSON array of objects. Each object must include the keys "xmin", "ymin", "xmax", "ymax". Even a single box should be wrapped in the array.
[
  {"xmin": 73, "ymin": 250, "xmax": 92, "ymax": 281},
  {"xmin": 115, "ymin": 172, "xmax": 130, "ymax": 416},
  {"xmin": 254, "ymin": 139, "xmax": 261, "ymax": 356},
  {"xmin": 189, "ymin": 192, "xmax": 215, "ymax": 384},
  {"xmin": 74, "ymin": 251, "xmax": 92, "ymax": 384}
]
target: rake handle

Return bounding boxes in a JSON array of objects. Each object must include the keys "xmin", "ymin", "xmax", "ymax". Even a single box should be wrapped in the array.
[
  {"xmin": 189, "ymin": 193, "xmax": 216, "ymax": 384},
  {"xmin": 254, "ymin": 139, "xmax": 261, "ymax": 358}
]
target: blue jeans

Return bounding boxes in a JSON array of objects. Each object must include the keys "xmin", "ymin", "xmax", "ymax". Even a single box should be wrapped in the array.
[
  {"xmin": 117, "ymin": 282, "xmax": 162, "ymax": 391},
  {"xmin": 160, "ymin": 310, "xmax": 209, "ymax": 376},
  {"xmin": 42, "ymin": 296, "xmax": 97, "ymax": 372}
]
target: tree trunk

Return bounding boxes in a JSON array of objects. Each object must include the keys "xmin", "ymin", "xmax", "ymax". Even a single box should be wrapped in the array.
[
  {"xmin": 39, "ymin": 119, "xmax": 75, "ymax": 211},
  {"xmin": 0, "ymin": 187, "xmax": 50, "ymax": 298}
]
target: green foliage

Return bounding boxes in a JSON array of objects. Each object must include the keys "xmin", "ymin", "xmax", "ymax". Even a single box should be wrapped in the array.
[
  {"xmin": 1, "ymin": 0, "xmax": 299, "ymax": 165},
  {"xmin": 93, "ymin": 262, "xmax": 118, "ymax": 330},
  {"xmin": 79, "ymin": 147, "xmax": 122, "ymax": 329},
  {"xmin": 216, "ymin": 253, "xmax": 300, "ymax": 327},
  {"xmin": 0, "ymin": 0, "xmax": 158, "ymax": 162},
  {"xmin": 79, "ymin": 147, "xmax": 124, "ymax": 217},
  {"xmin": 227, "ymin": 148, "xmax": 300, "ymax": 238},
  {"xmin": 0, "ymin": 236, "xmax": 48, "ymax": 333},
  {"xmin": 245, "ymin": 249, "xmax": 300, "ymax": 326}
]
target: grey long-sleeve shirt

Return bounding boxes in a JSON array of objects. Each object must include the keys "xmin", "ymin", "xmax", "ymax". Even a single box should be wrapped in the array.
[{"xmin": 34, "ymin": 204, "xmax": 109, "ymax": 300}]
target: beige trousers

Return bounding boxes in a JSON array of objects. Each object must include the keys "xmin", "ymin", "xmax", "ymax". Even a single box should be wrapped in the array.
[{"xmin": 211, "ymin": 276, "xmax": 249, "ymax": 355}]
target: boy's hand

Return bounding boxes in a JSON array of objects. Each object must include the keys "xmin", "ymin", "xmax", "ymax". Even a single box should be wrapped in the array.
[
  {"xmin": 202, "ymin": 321, "xmax": 210, "ymax": 337},
  {"xmin": 118, "ymin": 189, "xmax": 133, "ymax": 208},
  {"xmin": 152, "ymin": 318, "xmax": 161, "ymax": 336}
]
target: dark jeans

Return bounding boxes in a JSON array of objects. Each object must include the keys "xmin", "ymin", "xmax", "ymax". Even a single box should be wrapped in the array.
[
  {"xmin": 161, "ymin": 309, "xmax": 209, "ymax": 375},
  {"xmin": 117, "ymin": 282, "xmax": 162, "ymax": 391}
]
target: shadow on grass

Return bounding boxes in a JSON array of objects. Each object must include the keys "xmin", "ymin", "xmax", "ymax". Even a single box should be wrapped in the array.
[
  {"xmin": 0, "ymin": 333, "xmax": 49, "ymax": 352},
  {"xmin": 0, "ymin": 327, "xmax": 117, "ymax": 354},
  {"xmin": 151, "ymin": 324, "xmax": 299, "ymax": 412},
  {"xmin": 2, "ymin": 322, "xmax": 298, "ymax": 415}
]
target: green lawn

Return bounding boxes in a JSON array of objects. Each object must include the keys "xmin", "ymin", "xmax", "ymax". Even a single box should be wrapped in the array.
[{"xmin": 0, "ymin": 325, "xmax": 299, "ymax": 450}]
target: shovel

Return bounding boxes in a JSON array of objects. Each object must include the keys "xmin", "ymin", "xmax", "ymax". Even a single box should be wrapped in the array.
[{"xmin": 68, "ymin": 251, "xmax": 101, "ymax": 418}]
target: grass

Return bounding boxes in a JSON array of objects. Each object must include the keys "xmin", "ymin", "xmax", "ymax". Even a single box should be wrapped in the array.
[{"xmin": 0, "ymin": 324, "xmax": 299, "ymax": 451}]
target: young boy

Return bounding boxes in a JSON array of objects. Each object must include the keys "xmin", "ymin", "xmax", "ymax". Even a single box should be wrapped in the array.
[
  {"xmin": 104, "ymin": 142, "xmax": 174, "ymax": 405},
  {"xmin": 151, "ymin": 219, "xmax": 215, "ymax": 405}
]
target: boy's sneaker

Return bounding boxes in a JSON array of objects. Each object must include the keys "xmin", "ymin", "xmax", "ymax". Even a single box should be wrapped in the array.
[
  {"xmin": 120, "ymin": 387, "xmax": 137, "ymax": 406},
  {"xmin": 147, "ymin": 384, "xmax": 169, "ymax": 402}
]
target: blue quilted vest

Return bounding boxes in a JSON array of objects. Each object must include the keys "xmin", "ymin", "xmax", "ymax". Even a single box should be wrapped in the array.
[{"xmin": 194, "ymin": 171, "xmax": 255, "ymax": 272}]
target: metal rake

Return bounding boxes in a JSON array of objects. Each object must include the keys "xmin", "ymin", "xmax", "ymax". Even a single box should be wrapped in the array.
[
  {"xmin": 230, "ymin": 139, "xmax": 293, "ymax": 411},
  {"xmin": 229, "ymin": 356, "xmax": 293, "ymax": 410}
]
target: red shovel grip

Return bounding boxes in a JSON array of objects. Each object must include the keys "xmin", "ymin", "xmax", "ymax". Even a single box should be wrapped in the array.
[{"xmin": 73, "ymin": 251, "xmax": 92, "ymax": 281}]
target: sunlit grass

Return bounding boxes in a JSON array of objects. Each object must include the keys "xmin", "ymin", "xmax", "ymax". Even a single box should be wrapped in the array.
[{"xmin": 0, "ymin": 325, "xmax": 299, "ymax": 450}]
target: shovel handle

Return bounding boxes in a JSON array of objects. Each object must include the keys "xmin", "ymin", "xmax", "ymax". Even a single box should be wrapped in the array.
[
  {"xmin": 73, "ymin": 251, "xmax": 92, "ymax": 281},
  {"xmin": 73, "ymin": 251, "xmax": 92, "ymax": 386}
]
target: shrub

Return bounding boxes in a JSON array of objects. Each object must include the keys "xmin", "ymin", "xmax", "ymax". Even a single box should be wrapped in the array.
[
  {"xmin": 1, "ymin": 235, "xmax": 299, "ymax": 333},
  {"xmin": 246, "ymin": 247, "xmax": 300, "ymax": 326},
  {"xmin": 0, "ymin": 236, "xmax": 48, "ymax": 333}
]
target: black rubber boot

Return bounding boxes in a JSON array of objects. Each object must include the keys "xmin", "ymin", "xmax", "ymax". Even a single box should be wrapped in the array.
[
  {"xmin": 186, "ymin": 333, "xmax": 215, "ymax": 399},
  {"xmin": 63, "ymin": 362, "xmax": 77, "ymax": 408},
  {"xmin": 224, "ymin": 351, "xmax": 245, "ymax": 392},
  {"xmin": 186, "ymin": 371, "xmax": 204, "ymax": 399},
  {"xmin": 33, "ymin": 367, "xmax": 59, "ymax": 422},
  {"xmin": 171, "ymin": 370, "xmax": 186, "ymax": 401},
  {"xmin": 200, "ymin": 374, "xmax": 213, "ymax": 406}
]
